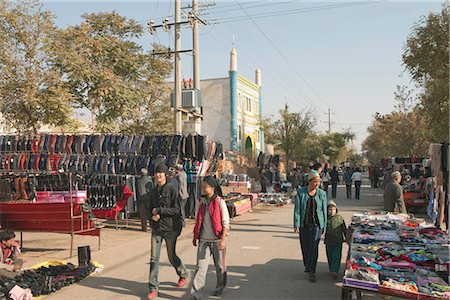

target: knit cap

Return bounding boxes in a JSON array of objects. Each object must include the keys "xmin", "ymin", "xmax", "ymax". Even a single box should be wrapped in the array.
[{"xmin": 327, "ymin": 200, "xmax": 339, "ymax": 212}]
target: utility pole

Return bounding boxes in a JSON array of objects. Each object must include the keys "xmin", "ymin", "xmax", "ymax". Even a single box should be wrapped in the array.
[
  {"xmin": 326, "ymin": 107, "xmax": 334, "ymax": 135},
  {"xmin": 174, "ymin": 0, "xmax": 182, "ymax": 134},
  {"xmin": 192, "ymin": 0, "xmax": 200, "ymax": 90},
  {"xmin": 149, "ymin": 0, "xmax": 212, "ymax": 134}
]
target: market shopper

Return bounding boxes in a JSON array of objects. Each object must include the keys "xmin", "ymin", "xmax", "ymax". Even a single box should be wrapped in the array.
[
  {"xmin": 176, "ymin": 164, "xmax": 189, "ymax": 224},
  {"xmin": 351, "ymin": 168, "xmax": 363, "ymax": 200},
  {"xmin": 343, "ymin": 168, "xmax": 353, "ymax": 199},
  {"xmin": 294, "ymin": 171, "xmax": 328, "ymax": 283},
  {"xmin": 191, "ymin": 177, "xmax": 230, "ymax": 299},
  {"xmin": 329, "ymin": 166, "xmax": 339, "ymax": 199},
  {"xmin": 147, "ymin": 164, "xmax": 188, "ymax": 300},
  {"xmin": 383, "ymin": 171, "xmax": 407, "ymax": 214},
  {"xmin": 321, "ymin": 170, "xmax": 331, "ymax": 196},
  {"xmin": 324, "ymin": 201, "xmax": 347, "ymax": 280},
  {"xmin": 136, "ymin": 168, "xmax": 154, "ymax": 232},
  {"xmin": 0, "ymin": 230, "xmax": 23, "ymax": 279}
]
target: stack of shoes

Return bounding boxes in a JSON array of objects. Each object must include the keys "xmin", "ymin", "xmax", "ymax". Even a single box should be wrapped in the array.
[{"xmin": 0, "ymin": 263, "xmax": 96, "ymax": 298}]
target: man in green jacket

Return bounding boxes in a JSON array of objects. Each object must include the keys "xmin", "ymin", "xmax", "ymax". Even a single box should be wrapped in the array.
[
  {"xmin": 383, "ymin": 171, "xmax": 407, "ymax": 213},
  {"xmin": 294, "ymin": 171, "xmax": 328, "ymax": 283}
]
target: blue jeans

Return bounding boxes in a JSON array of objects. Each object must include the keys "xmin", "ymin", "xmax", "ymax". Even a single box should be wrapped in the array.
[
  {"xmin": 354, "ymin": 181, "xmax": 362, "ymax": 199},
  {"xmin": 148, "ymin": 230, "xmax": 187, "ymax": 292},
  {"xmin": 299, "ymin": 225, "xmax": 322, "ymax": 274},
  {"xmin": 331, "ymin": 182, "xmax": 338, "ymax": 199}
]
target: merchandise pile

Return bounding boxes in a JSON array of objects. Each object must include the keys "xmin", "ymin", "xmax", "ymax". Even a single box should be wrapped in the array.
[
  {"xmin": 0, "ymin": 262, "xmax": 98, "ymax": 300},
  {"xmin": 344, "ymin": 212, "xmax": 450, "ymax": 299},
  {"xmin": 257, "ymin": 193, "xmax": 290, "ymax": 206}
]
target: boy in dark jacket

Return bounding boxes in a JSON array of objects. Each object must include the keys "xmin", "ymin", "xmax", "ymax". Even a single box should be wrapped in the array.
[
  {"xmin": 147, "ymin": 164, "xmax": 188, "ymax": 300},
  {"xmin": 324, "ymin": 200, "xmax": 347, "ymax": 279}
]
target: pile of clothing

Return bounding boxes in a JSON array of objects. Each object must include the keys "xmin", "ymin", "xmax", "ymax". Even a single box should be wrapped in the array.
[
  {"xmin": 0, "ymin": 262, "xmax": 96, "ymax": 299},
  {"xmin": 343, "ymin": 212, "xmax": 450, "ymax": 299}
]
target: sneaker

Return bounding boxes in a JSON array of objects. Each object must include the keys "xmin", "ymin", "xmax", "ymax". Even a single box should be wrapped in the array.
[
  {"xmin": 309, "ymin": 273, "xmax": 316, "ymax": 283},
  {"xmin": 147, "ymin": 290, "xmax": 158, "ymax": 299},
  {"xmin": 177, "ymin": 276, "xmax": 188, "ymax": 287}
]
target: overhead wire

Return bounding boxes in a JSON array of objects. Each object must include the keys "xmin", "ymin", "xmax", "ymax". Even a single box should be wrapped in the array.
[
  {"xmin": 213, "ymin": 1, "xmax": 385, "ymax": 23},
  {"xmin": 216, "ymin": 4, "xmax": 317, "ymax": 109},
  {"xmin": 234, "ymin": 0, "xmax": 331, "ymax": 108}
]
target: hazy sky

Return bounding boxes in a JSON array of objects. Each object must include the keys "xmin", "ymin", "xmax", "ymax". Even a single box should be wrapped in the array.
[{"xmin": 42, "ymin": 0, "xmax": 444, "ymax": 151}]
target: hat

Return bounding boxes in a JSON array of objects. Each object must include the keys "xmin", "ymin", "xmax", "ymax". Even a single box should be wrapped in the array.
[
  {"xmin": 155, "ymin": 164, "xmax": 169, "ymax": 175},
  {"xmin": 307, "ymin": 171, "xmax": 320, "ymax": 182},
  {"xmin": 391, "ymin": 171, "xmax": 401, "ymax": 178},
  {"xmin": 327, "ymin": 200, "xmax": 338, "ymax": 212},
  {"xmin": 203, "ymin": 176, "xmax": 223, "ymax": 197},
  {"xmin": 176, "ymin": 164, "xmax": 183, "ymax": 171},
  {"xmin": 141, "ymin": 168, "xmax": 148, "ymax": 176}
]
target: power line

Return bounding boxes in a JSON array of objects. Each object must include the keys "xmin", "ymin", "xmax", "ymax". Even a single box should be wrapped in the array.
[
  {"xmin": 212, "ymin": 9, "xmax": 315, "ymax": 109},
  {"xmin": 234, "ymin": 0, "xmax": 330, "ymax": 108},
  {"xmin": 213, "ymin": 22, "xmax": 310, "ymax": 111},
  {"xmin": 213, "ymin": 1, "xmax": 385, "ymax": 23}
]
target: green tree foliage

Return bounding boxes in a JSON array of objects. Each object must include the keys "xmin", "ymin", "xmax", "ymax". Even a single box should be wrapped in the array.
[
  {"xmin": 362, "ymin": 86, "xmax": 430, "ymax": 165},
  {"xmin": 0, "ymin": 0, "xmax": 75, "ymax": 133},
  {"xmin": 402, "ymin": 5, "xmax": 449, "ymax": 142},
  {"xmin": 266, "ymin": 104, "xmax": 316, "ymax": 172},
  {"xmin": 50, "ymin": 12, "xmax": 173, "ymax": 133}
]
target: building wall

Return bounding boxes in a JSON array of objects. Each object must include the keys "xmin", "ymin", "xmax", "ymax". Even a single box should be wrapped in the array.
[
  {"xmin": 201, "ymin": 78, "xmax": 232, "ymax": 150},
  {"xmin": 236, "ymin": 75, "xmax": 261, "ymax": 156}
]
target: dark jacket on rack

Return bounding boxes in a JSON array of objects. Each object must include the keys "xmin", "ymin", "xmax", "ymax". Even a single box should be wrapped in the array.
[{"xmin": 150, "ymin": 182, "xmax": 182, "ymax": 233}]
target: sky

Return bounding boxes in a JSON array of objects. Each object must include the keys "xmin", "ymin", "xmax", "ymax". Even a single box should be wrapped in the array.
[{"xmin": 42, "ymin": 0, "xmax": 445, "ymax": 151}]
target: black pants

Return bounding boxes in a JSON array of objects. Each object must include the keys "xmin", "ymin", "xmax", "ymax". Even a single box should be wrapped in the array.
[
  {"xmin": 346, "ymin": 184, "xmax": 352, "ymax": 199},
  {"xmin": 354, "ymin": 181, "xmax": 362, "ymax": 199},
  {"xmin": 331, "ymin": 182, "xmax": 338, "ymax": 199},
  {"xmin": 322, "ymin": 182, "xmax": 329, "ymax": 196},
  {"xmin": 299, "ymin": 225, "xmax": 321, "ymax": 274}
]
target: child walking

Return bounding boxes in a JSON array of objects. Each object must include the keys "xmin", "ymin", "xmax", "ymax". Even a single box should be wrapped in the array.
[
  {"xmin": 324, "ymin": 200, "xmax": 347, "ymax": 279},
  {"xmin": 191, "ymin": 177, "xmax": 230, "ymax": 300}
]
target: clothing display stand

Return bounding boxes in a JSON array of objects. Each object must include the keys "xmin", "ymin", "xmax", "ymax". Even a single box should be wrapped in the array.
[{"xmin": 0, "ymin": 171, "xmax": 101, "ymax": 258}]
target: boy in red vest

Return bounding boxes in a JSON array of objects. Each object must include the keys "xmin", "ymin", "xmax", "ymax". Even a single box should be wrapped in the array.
[{"xmin": 191, "ymin": 177, "xmax": 230, "ymax": 299}]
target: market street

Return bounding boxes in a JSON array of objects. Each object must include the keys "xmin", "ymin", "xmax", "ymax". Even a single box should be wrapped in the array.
[{"xmin": 41, "ymin": 182, "xmax": 389, "ymax": 300}]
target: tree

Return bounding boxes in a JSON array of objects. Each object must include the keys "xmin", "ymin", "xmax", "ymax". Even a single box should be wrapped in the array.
[
  {"xmin": 268, "ymin": 104, "xmax": 316, "ymax": 172},
  {"xmin": 362, "ymin": 86, "xmax": 430, "ymax": 165},
  {"xmin": 402, "ymin": 5, "xmax": 449, "ymax": 142},
  {"xmin": 50, "ymin": 12, "xmax": 173, "ymax": 133},
  {"xmin": 0, "ymin": 0, "xmax": 75, "ymax": 133}
]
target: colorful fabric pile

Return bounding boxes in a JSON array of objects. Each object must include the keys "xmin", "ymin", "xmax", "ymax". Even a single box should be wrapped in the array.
[{"xmin": 343, "ymin": 212, "xmax": 450, "ymax": 299}]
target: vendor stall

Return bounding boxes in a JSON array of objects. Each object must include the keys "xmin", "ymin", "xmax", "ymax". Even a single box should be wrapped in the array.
[{"xmin": 342, "ymin": 212, "xmax": 449, "ymax": 300}]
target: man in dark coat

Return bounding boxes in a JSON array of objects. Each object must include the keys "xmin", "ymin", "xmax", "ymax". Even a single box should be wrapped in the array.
[{"xmin": 384, "ymin": 171, "xmax": 407, "ymax": 213}]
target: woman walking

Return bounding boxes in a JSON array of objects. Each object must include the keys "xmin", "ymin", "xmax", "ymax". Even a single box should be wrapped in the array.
[
  {"xmin": 191, "ymin": 177, "xmax": 230, "ymax": 299},
  {"xmin": 294, "ymin": 171, "xmax": 328, "ymax": 283}
]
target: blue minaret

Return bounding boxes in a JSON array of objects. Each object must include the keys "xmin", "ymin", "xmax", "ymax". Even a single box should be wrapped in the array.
[
  {"xmin": 229, "ymin": 47, "xmax": 238, "ymax": 152},
  {"xmin": 255, "ymin": 68, "xmax": 264, "ymax": 153}
]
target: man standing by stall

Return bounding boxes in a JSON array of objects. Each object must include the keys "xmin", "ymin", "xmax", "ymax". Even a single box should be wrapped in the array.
[
  {"xmin": 136, "ymin": 168, "xmax": 153, "ymax": 232},
  {"xmin": 176, "ymin": 164, "xmax": 189, "ymax": 224},
  {"xmin": 147, "ymin": 165, "xmax": 188, "ymax": 300},
  {"xmin": 384, "ymin": 171, "xmax": 407, "ymax": 213}
]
